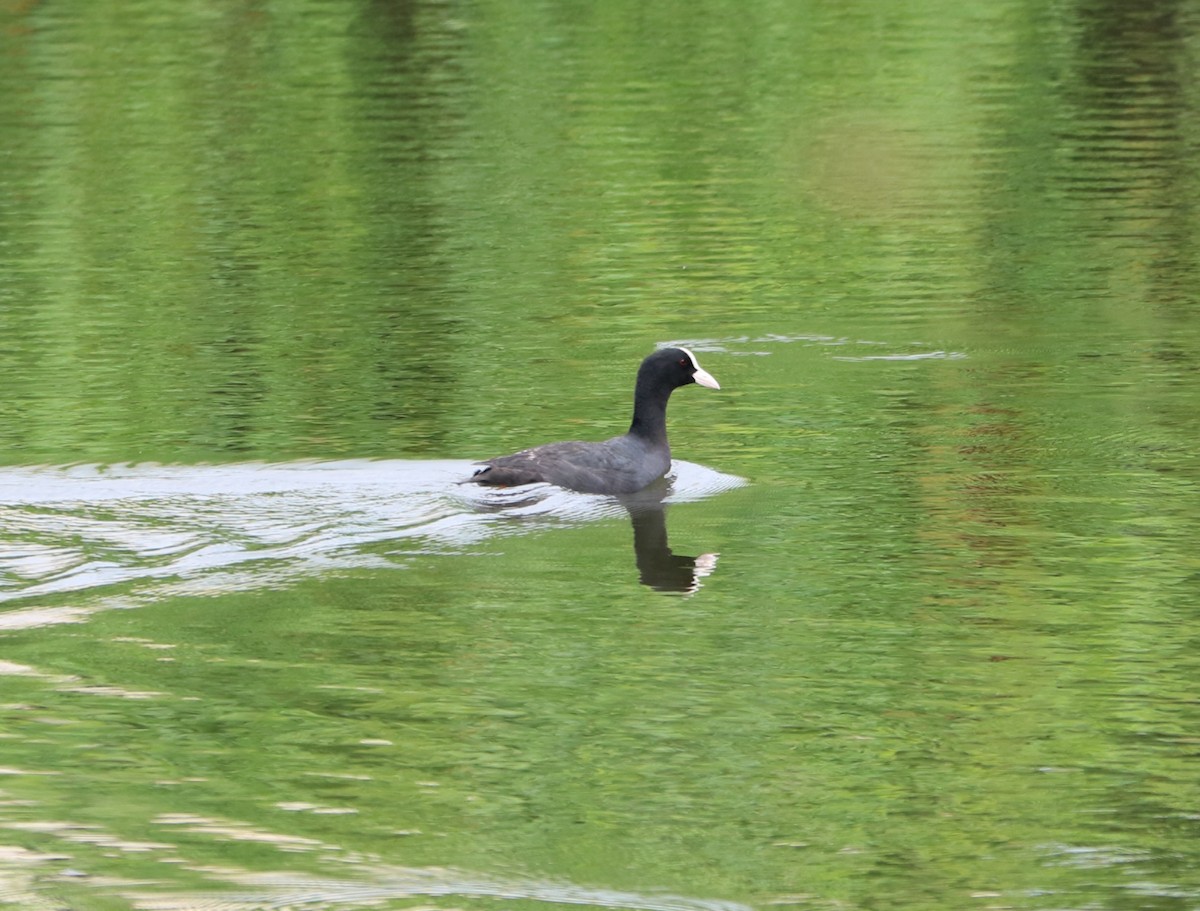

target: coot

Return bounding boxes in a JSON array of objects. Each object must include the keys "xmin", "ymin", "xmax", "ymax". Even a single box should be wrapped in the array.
[{"xmin": 468, "ymin": 347, "xmax": 720, "ymax": 495}]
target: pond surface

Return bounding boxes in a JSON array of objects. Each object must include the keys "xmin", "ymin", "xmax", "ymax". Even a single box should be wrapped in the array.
[{"xmin": 2, "ymin": 1, "xmax": 1200, "ymax": 910}]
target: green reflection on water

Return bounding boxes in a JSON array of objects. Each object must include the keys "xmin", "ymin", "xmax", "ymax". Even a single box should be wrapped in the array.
[
  {"xmin": 4, "ymin": 499, "xmax": 1199, "ymax": 907},
  {"xmin": 2, "ymin": 0, "xmax": 1200, "ymax": 908}
]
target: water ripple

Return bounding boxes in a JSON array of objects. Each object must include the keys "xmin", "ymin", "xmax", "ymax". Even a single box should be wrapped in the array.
[
  {"xmin": 128, "ymin": 867, "xmax": 754, "ymax": 911},
  {"xmin": 0, "ymin": 460, "xmax": 744, "ymax": 624}
]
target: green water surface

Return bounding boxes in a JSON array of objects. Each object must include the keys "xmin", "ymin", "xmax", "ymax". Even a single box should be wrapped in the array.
[{"xmin": 1, "ymin": 2, "xmax": 1199, "ymax": 910}]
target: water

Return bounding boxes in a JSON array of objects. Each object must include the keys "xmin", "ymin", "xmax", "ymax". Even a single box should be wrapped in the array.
[{"xmin": 2, "ymin": 1, "xmax": 1200, "ymax": 909}]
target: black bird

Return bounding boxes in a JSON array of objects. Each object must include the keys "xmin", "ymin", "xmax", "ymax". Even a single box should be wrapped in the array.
[{"xmin": 468, "ymin": 347, "xmax": 720, "ymax": 495}]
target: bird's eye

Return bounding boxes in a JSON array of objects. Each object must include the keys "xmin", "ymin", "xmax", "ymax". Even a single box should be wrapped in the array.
[{"xmin": 679, "ymin": 358, "xmax": 688, "ymax": 367}]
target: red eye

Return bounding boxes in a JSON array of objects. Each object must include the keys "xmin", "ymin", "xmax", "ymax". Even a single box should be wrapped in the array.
[{"xmin": 679, "ymin": 358, "xmax": 687, "ymax": 366}]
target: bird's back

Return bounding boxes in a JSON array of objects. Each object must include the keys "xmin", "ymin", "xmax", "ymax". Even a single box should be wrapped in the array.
[{"xmin": 470, "ymin": 433, "xmax": 670, "ymax": 495}]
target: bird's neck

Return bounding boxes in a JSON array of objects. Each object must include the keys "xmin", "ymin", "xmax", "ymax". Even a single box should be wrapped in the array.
[{"xmin": 628, "ymin": 384, "xmax": 671, "ymax": 445}]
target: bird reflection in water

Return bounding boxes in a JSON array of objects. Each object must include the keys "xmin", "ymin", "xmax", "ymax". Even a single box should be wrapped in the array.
[
  {"xmin": 467, "ymin": 477, "xmax": 719, "ymax": 595},
  {"xmin": 621, "ymin": 483, "xmax": 718, "ymax": 594}
]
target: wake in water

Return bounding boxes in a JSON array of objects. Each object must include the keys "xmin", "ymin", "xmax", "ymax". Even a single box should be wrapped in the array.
[
  {"xmin": 0, "ymin": 460, "xmax": 745, "ymax": 627},
  {"xmin": 0, "ymin": 809, "xmax": 753, "ymax": 911},
  {"xmin": 128, "ymin": 864, "xmax": 754, "ymax": 911}
]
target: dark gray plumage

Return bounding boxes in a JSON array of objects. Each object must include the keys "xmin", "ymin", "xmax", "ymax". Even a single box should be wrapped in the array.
[{"xmin": 468, "ymin": 347, "xmax": 720, "ymax": 495}]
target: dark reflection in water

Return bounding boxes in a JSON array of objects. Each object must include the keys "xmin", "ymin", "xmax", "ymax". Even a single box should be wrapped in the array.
[
  {"xmin": 466, "ymin": 477, "xmax": 723, "ymax": 595},
  {"xmin": 1061, "ymin": 0, "xmax": 1192, "ymax": 207},
  {"xmin": 1065, "ymin": 0, "xmax": 1199, "ymax": 318},
  {"xmin": 1066, "ymin": 0, "xmax": 1188, "ymax": 172},
  {"xmin": 1072, "ymin": 0, "xmax": 1187, "ymax": 105},
  {"xmin": 621, "ymin": 486, "xmax": 718, "ymax": 594}
]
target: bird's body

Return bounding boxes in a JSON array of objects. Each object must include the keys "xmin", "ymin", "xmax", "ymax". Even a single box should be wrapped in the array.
[
  {"xmin": 469, "ymin": 432, "xmax": 671, "ymax": 495},
  {"xmin": 468, "ymin": 347, "xmax": 720, "ymax": 495}
]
